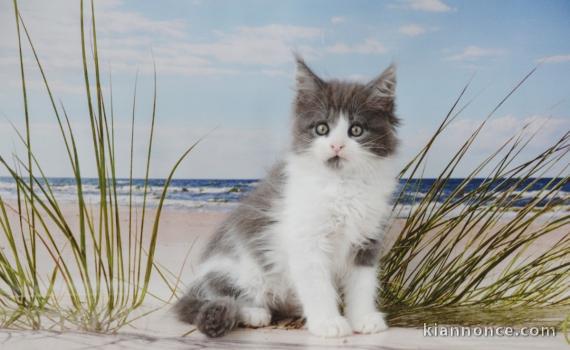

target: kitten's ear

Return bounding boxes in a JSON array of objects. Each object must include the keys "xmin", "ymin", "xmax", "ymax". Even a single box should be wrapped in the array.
[
  {"xmin": 366, "ymin": 63, "xmax": 397, "ymax": 116},
  {"xmin": 368, "ymin": 63, "xmax": 396, "ymax": 99},
  {"xmin": 294, "ymin": 54, "xmax": 324, "ymax": 93}
]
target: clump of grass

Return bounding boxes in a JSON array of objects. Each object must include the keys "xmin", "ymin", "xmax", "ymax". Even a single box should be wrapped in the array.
[
  {"xmin": 381, "ymin": 70, "xmax": 569, "ymax": 329},
  {"xmin": 0, "ymin": 0, "xmax": 195, "ymax": 331}
]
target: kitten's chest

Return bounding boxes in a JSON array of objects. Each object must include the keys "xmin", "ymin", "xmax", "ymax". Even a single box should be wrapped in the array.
[
  {"xmin": 286, "ymin": 169, "xmax": 391, "ymax": 243},
  {"xmin": 321, "ymin": 177, "xmax": 371, "ymax": 214},
  {"xmin": 321, "ymin": 177, "xmax": 384, "ymax": 234}
]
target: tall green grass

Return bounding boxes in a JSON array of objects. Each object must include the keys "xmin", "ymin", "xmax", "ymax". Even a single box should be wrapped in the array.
[
  {"xmin": 0, "ymin": 0, "xmax": 196, "ymax": 331},
  {"xmin": 381, "ymin": 72, "xmax": 569, "ymax": 330}
]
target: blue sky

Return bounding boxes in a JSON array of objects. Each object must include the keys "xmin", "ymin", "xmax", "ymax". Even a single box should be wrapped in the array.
[{"xmin": 0, "ymin": 0, "xmax": 569, "ymax": 178}]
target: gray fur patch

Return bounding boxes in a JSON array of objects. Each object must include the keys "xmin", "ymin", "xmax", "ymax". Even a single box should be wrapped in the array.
[
  {"xmin": 195, "ymin": 298, "xmax": 239, "ymax": 338},
  {"xmin": 326, "ymin": 155, "xmax": 342, "ymax": 168},
  {"xmin": 174, "ymin": 271, "xmax": 242, "ymax": 335},
  {"xmin": 174, "ymin": 293, "xmax": 205, "ymax": 325},
  {"xmin": 204, "ymin": 162, "xmax": 286, "ymax": 271},
  {"xmin": 354, "ymin": 238, "xmax": 383, "ymax": 267}
]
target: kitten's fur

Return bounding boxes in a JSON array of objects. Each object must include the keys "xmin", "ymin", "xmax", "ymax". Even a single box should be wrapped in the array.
[{"xmin": 174, "ymin": 56, "xmax": 400, "ymax": 338}]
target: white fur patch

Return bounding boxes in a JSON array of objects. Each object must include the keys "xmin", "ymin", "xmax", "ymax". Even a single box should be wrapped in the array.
[
  {"xmin": 239, "ymin": 307, "xmax": 271, "ymax": 327},
  {"xmin": 307, "ymin": 315, "xmax": 353, "ymax": 338},
  {"xmin": 350, "ymin": 311, "xmax": 388, "ymax": 334}
]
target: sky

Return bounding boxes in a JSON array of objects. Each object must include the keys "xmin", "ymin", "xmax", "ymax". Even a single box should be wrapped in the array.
[{"xmin": 0, "ymin": 0, "xmax": 569, "ymax": 179}]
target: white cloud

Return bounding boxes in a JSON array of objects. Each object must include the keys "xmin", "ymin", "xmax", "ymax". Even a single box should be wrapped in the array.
[
  {"xmin": 96, "ymin": 3, "xmax": 187, "ymax": 38},
  {"xmin": 0, "ymin": 0, "xmax": 206, "ymax": 78},
  {"xmin": 393, "ymin": 0, "xmax": 453, "ymax": 12},
  {"xmin": 1, "ymin": 0, "xmax": 394, "ymax": 85},
  {"xmin": 0, "ymin": 0, "xmax": 326, "ymax": 81},
  {"xmin": 537, "ymin": 54, "xmax": 570, "ymax": 64},
  {"xmin": 102, "ymin": 24, "xmax": 323, "ymax": 73},
  {"xmin": 399, "ymin": 24, "xmax": 427, "ymax": 37},
  {"xmin": 446, "ymin": 46, "xmax": 507, "ymax": 61},
  {"xmin": 326, "ymin": 38, "xmax": 387, "ymax": 55},
  {"xmin": 330, "ymin": 16, "xmax": 346, "ymax": 25},
  {"xmin": 174, "ymin": 25, "xmax": 322, "ymax": 66}
]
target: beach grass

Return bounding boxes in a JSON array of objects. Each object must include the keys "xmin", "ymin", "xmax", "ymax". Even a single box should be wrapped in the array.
[
  {"xmin": 0, "ymin": 0, "xmax": 196, "ymax": 331},
  {"xmin": 381, "ymin": 72, "xmax": 569, "ymax": 330},
  {"xmin": 0, "ymin": 0, "xmax": 568, "ymax": 337}
]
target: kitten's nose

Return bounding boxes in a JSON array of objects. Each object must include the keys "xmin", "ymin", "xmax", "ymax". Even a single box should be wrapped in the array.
[{"xmin": 330, "ymin": 144, "xmax": 345, "ymax": 154}]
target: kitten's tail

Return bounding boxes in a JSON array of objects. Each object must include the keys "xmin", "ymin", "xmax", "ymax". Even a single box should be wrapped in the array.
[{"xmin": 174, "ymin": 273, "xmax": 240, "ymax": 337}]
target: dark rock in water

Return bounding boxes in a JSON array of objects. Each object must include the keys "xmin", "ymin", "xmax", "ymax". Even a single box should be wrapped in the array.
[
  {"xmin": 228, "ymin": 187, "xmax": 241, "ymax": 193},
  {"xmin": 181, "ymin": 187, "xmax": 189, "ymax": 192}
]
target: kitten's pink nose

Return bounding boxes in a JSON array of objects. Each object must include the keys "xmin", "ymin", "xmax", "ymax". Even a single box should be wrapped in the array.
[{"xmin": 330, "ymin": 144, "xmax": 345, "ymax": 154}]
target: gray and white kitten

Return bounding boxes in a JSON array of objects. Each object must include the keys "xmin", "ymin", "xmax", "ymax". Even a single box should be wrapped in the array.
[{"xmin": 175, "ymin": 56, "xmax": 400, "ymax": 338}]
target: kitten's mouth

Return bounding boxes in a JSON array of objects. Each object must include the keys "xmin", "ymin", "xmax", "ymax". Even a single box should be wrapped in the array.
[{"xmin": 326, "ymin": 155, "xmax": 344, "ymax": 168}]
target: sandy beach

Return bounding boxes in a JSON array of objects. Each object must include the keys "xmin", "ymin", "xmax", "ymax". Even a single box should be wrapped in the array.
[{"xmin": 0, "ymin": 203, "xmax": 568, "ymax": 349}]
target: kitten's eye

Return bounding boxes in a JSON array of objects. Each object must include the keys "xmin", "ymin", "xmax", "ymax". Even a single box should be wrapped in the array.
[
  {"xmin": 315, "ymin": 123, "xmax": 329, "ymax": 136},
  {"xmin": 349, "ymin": 124, "xmax": 363, "ymax": 137}
]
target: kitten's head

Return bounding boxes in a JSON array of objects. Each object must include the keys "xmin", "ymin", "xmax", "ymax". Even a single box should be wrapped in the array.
[{"xmin": 292, "ymin": 55, "xmax": 400, "ymax": 170}]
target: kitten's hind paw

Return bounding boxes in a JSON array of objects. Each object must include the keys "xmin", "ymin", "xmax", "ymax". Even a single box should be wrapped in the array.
[
  {"xmin": 308, "ymin": 315, "xmax": 352, "ymax": 338},
  {"xmin": 195, "ymin": 298, "xmax": 239, "ymax": 338},
  {"xmin": 350, "ymin": 312, "xmax": 388, "ymax": 334},
  {"xmin": 239, "ymin": 307, "xmax": 271, "ymax": 328}
]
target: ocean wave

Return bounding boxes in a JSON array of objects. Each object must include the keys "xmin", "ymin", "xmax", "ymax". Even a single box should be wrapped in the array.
[{"xmin": 0, "ymin": 177, "xmax": 567, "ymax": 214}]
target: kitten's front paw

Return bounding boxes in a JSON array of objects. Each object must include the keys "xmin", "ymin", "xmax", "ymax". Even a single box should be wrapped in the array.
[
  {"xmin": 239, "ymin": 307, "xmax": 271, "ymax": 328},
  {"xmin": 308, "ymin": 315, "xmax": 352, "ymax": 337},
  {"xmin": 350, "ymin": 311, "xmax": 388, "ymax": 334}
]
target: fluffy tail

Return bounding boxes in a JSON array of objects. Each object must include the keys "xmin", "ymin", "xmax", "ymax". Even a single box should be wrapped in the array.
[{"xmin": 174, "ymin": 272, "xmax": 241, "ymax": 337}]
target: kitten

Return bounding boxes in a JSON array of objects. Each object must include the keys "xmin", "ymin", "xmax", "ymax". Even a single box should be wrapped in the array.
[{"xmin": 174, "ymin": 55, "xmax": 400, "ymax": 338}]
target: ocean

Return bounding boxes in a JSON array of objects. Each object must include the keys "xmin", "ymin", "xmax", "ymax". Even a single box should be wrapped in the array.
[{"xmin": 0, "ymin": 177, "xmax": 567, "ymax": 217}]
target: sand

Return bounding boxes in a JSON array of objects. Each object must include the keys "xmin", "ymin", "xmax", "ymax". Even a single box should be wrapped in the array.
[
  {"xmin": 0, "ymin": 204, "xmax": 568, "ymax": 349},
  {"xmin": 1, "ymin": 326, "xmax": 567, "ymax": 350}
]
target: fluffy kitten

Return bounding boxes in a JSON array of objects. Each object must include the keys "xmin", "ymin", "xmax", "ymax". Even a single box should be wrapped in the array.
[{"xmin": 174, "ymin": 55, "xmax": 400, "ymax": 338}]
